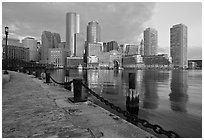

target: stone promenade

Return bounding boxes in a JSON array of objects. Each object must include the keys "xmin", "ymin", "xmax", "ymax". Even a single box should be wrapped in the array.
[{"xmin": 2, "ymin": 71, "xmax": 155, "ymax": 138}]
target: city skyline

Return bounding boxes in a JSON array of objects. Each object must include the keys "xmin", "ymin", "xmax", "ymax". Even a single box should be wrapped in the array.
[{"xmin": 2, "ymin": 2, "xmax": 202, "ymax": 59}]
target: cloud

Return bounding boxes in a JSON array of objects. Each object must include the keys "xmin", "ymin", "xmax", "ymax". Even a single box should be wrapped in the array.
[{"xmin": 2, "ymin": 2, "xmax": 156, "ymax": 43}]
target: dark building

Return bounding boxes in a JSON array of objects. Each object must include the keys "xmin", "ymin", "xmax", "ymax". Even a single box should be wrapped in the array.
[
  {"xmin": 41, "ymin": 31, "xmax": 61, "ymax": 64},
  {"xmin": 143, "ymin": 54, "xmax": 171, "ymax": 68},
  {"xmin": 103, "ymin": 41, "xmax": 118, "ymax": 52}
]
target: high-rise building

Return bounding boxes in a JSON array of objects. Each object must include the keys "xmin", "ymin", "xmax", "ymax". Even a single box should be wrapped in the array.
[
  {"xmin": 41, "ymin": 31, "xmax": 53, "ymax": 64},
  {"xmin": 103, "ymin": 41, "xmax": 118, "ymax": 52},
  {"xmin": 75, "ymin": 33, "xmax": 85, "ymax": 57},
  {"xmin": 53, "ymin": 33, "xmax": 61, "ymax": 48},
  {"xmin": 87, "ymin": 21, "xmax": 101, "ymax": 43},
  {"xmin": 41, "ymin": 31, "xmax": 61, "ymax": 64},
  {"xmin": 144, "ymin": 28, "xmax": 158, "ymax": 56},
  {"xmin": 66, "ymin": 12, "xmax": 80, "ymax": 56},
  {"xmin": 140, "ymin": 39, "xmax": 144, "ymax": 56},
  {"xmin": 22, "ymin": 37, "xmax": 37, "ymax": 61},
  {"xmin": 170, "ymin": 24, "xmax": 188, "ymax": 68}
]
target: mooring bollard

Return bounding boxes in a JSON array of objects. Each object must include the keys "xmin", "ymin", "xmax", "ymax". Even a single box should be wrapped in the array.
[
  {"xmin": 127, "ymin": 73, "xmax": 139, "ymax": 125},
  {"xmin": 35, "ymin": 71, "xmax": 39, "ymax": 78},
  {"xmin": 73, "ymin": 79, "xmax": 87, "ymax": 102},
  {"xmin": 129, "ymin": 73, "xmax": 135, "ymax": 89},
  {"xmin": 28, "ymin": 70, "xmax": 32, "ymax": 75},
  {"xmin": 45, "ymin": 73, "xmax": 51, "ymax": 83}
]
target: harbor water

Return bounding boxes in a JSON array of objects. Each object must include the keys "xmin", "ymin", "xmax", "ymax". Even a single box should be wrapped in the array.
[{"xmin": 50, "ymin": 69, "xmax": 202, "ymax": 138}]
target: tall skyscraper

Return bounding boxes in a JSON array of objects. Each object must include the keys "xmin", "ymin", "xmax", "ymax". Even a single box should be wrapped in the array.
[
  {"xmin": 22, "ymin": 37, "xmax": 37, "ymax": 61},
  {"xmin": 66, "ymin": 12, "xmax": 80, "ymax": 56},
  {"xmin": 74, "ymin": 33, "xmax": 85, "ymax": 57},
  {"xmin": 41, "ymin": 31, "xmax": 61, "ymax": 64},
  {"xmin": 41, "ymin": 31, "xmax": 53, "ymax": 63},
  {"xmin": 144, "ymin": 28, "xmax": 158, "ymax": 56},
  {"xmin": 170, "ymin": 24, "xmax": 188, "ymax": 68},
  {"xmin": 53, "ymin": 33, "xmax": 61, "ymax": 48},
  {"xmin": 87, "ymin": 21, "xmax": 101, "ymax": 43},
  {"xmin": 140, "ymin": 39, "xmax": 144, "ymax": 56}
]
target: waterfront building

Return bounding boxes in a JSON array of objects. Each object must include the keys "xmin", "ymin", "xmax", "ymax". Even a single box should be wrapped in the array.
[
  {"xmin": 75, "ymin": 33, "xmax": 85, "ymax": 57},
  {"xmin": 87, "ymin": 21, "xmax": 101, "ymax": 43},
  {"xmin": 125, "ymin": 44, "xmax": 140, "ymax": 56},
  {"xmin": 22, "ymin": 37, "xmax": 37, "ymax": 61},
  {"xmin": 144, "ymin": 28, "xmax": 158, "ymax": 56},
  {"xmin": 2, "ymin": 38, "xmax": 29, "ymax": 62},
  {"xmin": 98, "ymin": 50, "xmax": 122, "ymax": 69},
  {"xmin": 48, "ymin": 48, "xmax": 68, "ymax": 68},
  {"xmin": 103, "ymin": 41, "xmax": 118, "ymax": 52},
  {"xmin": 143, "ymin": 54, "xmax": 171, "ymax": 68},
  {"xmin": 58, "ymin": 42, "xmax": 66, "ymax": 49},
  {"xmin": 41, "ymin": 31, "xmax": 61, "ymax": 64},
  {"xmin": 66, "ymin": 56, "xmax": 83, "ymax": 68},
  {"xmin": 170, "ymin": 23, "xmax": 188, "ymax": 69},
  {"xmin": 188, "ymin": 60, "xmax": 202, "ymax": 69},
  {"xmin": 66, "ymin": 12, "xmax": 80, "ymax": 56},
  {"xmin": 119, "ymin": 43, "xmax": 140, "ymax": 56},
  {"xmin": 122, "ymin": 55, "xmax": 144, "ymax": 69},
  {"xmin": 86, "ymin": 43, "xmax": 101, "ymax": 56}
]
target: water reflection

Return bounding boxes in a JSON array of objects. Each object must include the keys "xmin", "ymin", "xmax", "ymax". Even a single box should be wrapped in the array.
[
  {"xmin": 126, "ymin": 89, "xmax": 139, "ymax": 126},
  {"xmin": 126, "ymin": 90, "xmax": 139, "ymax": 115},
  {"xmin": 143, "ymin": 70, "xmax": 159, "ymax": 109},
  {"xmin": 169, "ymin": 70, "xmax": 188, "ymax": 112}
]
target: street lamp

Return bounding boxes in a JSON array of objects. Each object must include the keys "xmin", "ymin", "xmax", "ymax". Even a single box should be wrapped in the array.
[{"xmin": 4, "ymin": 26, "xmax": 9, "ymax": 74}]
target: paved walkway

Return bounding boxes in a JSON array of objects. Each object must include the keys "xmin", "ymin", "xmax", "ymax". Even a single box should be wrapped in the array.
[{"xmin": 2, "ymin": 71, "xmax": 155, "ymax": 138}]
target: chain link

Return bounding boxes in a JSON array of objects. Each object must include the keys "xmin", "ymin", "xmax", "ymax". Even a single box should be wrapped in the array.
[
  {"xmin": 49, "ymin": 75, "xmax": 73, "ymax": 86},
  {"xmin": 82, "ymin": 82, "xmax": 180, "ymax": 138}
]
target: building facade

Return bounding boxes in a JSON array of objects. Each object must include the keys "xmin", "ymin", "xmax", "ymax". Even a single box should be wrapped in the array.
[
  {"xmin": 53, "ymin": 33, "xmax": 61, "ymax": 48},
  {"xmin": 122, "ymin": 55, "xmax": 144, "ymax": 69},
  {"xmin": 143, "ymin": 54, "xmax": 172, "ymax": 68},
  {"xmin": 170, "ymin": 24, "xmax": 188, "ymax": 69},
  {"xmin": 66, "ymin": 12, "xmax": 80, "ymax": 56},
  {"xmin": 22, "ymin": 37, "xmax": 37, "ymax": 61},
  {"xmin": 144, "ymin": 28, "xmax": 158, "ymax": 56},
  {"xmin": 41, "ymin": 31, "xmax": 61, "ymax": 64},
  {"xmin": 87, "ymin": 21, "xmax": 101, "ymax": 43},
  {"xmin": 2, "ymin": 38, "xmax": 29, "ymax": 62},
  {"xmin": 48, "ymin": 48, "xmax": 68, "ymax": 68},
  {"xmin": 74, "ymin": 33, "xmax": 85, "ymax": 57},
  {"xmin": 103, "ymin": 41, "xmax": 118, "ymax": 52}
]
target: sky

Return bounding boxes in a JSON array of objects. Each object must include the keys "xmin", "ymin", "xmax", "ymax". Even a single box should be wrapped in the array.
[{"xmin": 2, "ymin": 2, "xmax": 202, "ymax": 59}]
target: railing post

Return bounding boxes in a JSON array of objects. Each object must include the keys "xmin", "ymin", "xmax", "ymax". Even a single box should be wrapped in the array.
[
  {"xmin": 35, "ymin": 70, "xmax": 39, "ymax": 78},
  {"xmin": 45, "ymin": 72, "xmax": 51, "ymax": 83},
  {"xmin": 73, "ymin": 79, "xmax": 87, "ymax": 102},
  {"xmin": 127, "ymin": 73, "xmax": 139, "ymax": 125}
]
